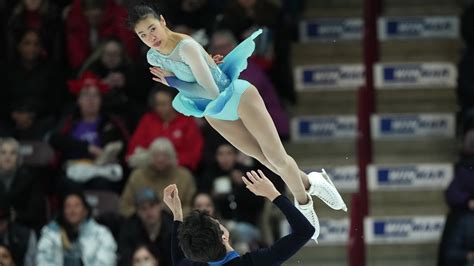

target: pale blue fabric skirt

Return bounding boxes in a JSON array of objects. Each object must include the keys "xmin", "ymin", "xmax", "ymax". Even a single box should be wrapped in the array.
[{"xmin": 172, "ymin": 29, "xmax": 262, "ymax": 121}]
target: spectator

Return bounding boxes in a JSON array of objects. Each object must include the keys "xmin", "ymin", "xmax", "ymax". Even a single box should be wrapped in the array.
[
  {"xmin": 0, "ymin": 137, "xmax": 46, "ymax": 231},
  {"xmin": 66, "ymin": 0, "xmax": 139, "ymax": 70},
  {"xmin": 118, "ymin": 187, "xmax": 172, "ymax": 266},
  {"xmin": 438, "ymin": 131, "xmax": 474, "ymax": 266},
  {"xmin": 0, "ymin": 244, "xmax": 15, "ymax": 266},
  {"xmin": 7, "ymin": 0, "xmax": 65, "ymax": 64},
  {"xmin": 192, "ymin": 192, "xmax": 216, "ymax": 216},
  {"xmin": 209, "ymin": 30, "xmax": 290, "ymax": 139},
  {"xmin": 443, "ymin": 210, "xmax": 474, "ymax": 266},
  {"xmin": 127, "ymin": 86, "xmax": 203, "ymax": 172},
  {"xmin": 132, "ymin": 245, "xmax": 159, "ymax": 266},
  {"xmin": 49, "ymin": 71, "xmax": 130, "ymax": 193},
  {"xmin": 202, "ymin": 143, "xmax": 264, "ymax": 248},
  {"xmin": 445, "ymin": 159, "xmax": 474, "ymax": 211},
  {"xmin": 0, "ymin": 196, "xmax": 37, "ymax": 266},
  {"xmin": 37, "ymin": 190, "xmax": 117, "ymax": 265},
  {"xmin": 82, "ymin": 37, "xmax": 144, "ymax": 128},
  {"xmin": 163, "ymin": 0, "xmax": 219, "ymax": 36},
  {"xmin": 1, "ymin": 99, "xmax": 54, "ymax": 141},
  {"xmin": 1, "ymin": 28, "xmax": 65, "ymax": 122},
  {"xmin": 121, "ymin": 138, "xmax": 196, "ymax": 217}
]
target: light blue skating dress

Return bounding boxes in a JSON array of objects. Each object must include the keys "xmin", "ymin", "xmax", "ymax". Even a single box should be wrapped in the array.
[{"xmin": 147, "ymin": 29, "xmax": 262, "ymax": 121}]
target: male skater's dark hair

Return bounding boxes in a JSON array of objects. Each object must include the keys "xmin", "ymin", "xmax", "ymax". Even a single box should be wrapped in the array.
[{"xmin": 178, "ymin": 210, "xmax": 227, "ymax": 262}]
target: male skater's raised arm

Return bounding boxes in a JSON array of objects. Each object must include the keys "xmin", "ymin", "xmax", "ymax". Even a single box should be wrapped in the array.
[{"xmin": 163, "ymin": 169, "xmax": 315, "ymax": 266}]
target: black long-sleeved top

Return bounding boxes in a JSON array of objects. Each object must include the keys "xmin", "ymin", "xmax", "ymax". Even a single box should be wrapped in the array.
[{"xmin": 172, "ymin": 195, "xmax": 315, "ymax": 266}]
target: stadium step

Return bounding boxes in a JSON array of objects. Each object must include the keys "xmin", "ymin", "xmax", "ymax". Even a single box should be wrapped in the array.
[
  {"xmin": 376, "ymin": 88, "xmax": 457, "ymax": 113},
  {"xmin": 373, "ymin": 138, "xmax": 458, "ymax": 164},
  {"xmin": 292, "ymin": 88, "xmax": 455, "ymax": 115},
  {"xmin": 370, "ymin": 190, "xmax": 448, "ymax": 216},
  {"xmin": 303, "ymin": 8, "xmax": 362, "ymax": 19},
  {"xmin": 293, "ymin": 90, "xmax": 357, "ymax": 116},
  {"xmin": 380, "ymin": 40, "xmax": 461, "ymax": 63},
  {"xmin": 284, "ymin": 141, "xmax": 356, "ymax": 167},
  {"xmin": 303, "ymin": 0, "xmax": 362, "ymax": 19},
  {"xmin": 366, "ymin": 244, "xmax": 439, "ymax": 266},
  {"xmin": 292, "ymin": 42, "xmax": 362, "ymax": 65}
]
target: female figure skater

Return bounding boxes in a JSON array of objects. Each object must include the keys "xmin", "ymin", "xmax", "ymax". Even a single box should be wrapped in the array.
[{"xmin": 128, "ymin": 5, "xmax": 346, "ymax": 240}]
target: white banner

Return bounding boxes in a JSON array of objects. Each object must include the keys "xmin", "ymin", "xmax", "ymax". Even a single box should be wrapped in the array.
[
  {"xmin": 299, "ymin": 18, "xmax": 363, "ymax": 42},
  {"xmin": 374, "ymin": 62, "xmax": 456, "ymax": 89},
  {"xmin": 291, "ymin": 115, "xmax": 357, "ymax": 141},
  {"xmin": 318, "ymin": 218, "xmax": 350, "ymax": 245},
  {"xmin": 367, "ymin": 163, "xmax": 453, "ymax": 191},
  {"xmin": 302, "ymin": 166, "xmax": 359, "ymax": 192},
  {"xmin": 364, "ymin": 216, "xmax": 445, "ymax": 244},
  {"xmin": 371, "ymin": 113, "xmax": 455, "ymax": 139},
  {"xmin": 378, "ymin": 16, "xmax": 459, "ymax": 40},
  {"xmin": 294, "ymin": 64, "xmax": 364, "ymax": 91}
]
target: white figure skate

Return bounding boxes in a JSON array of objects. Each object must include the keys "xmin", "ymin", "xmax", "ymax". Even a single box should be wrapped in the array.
[{"xmin": 307, "ymin": 169, "xmax": 347, "ymax": 212}]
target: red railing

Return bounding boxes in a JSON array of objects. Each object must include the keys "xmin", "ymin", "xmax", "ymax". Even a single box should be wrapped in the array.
[{"xmin": 348, "ymin": 0, "xmax": 381, "ymax": 265}]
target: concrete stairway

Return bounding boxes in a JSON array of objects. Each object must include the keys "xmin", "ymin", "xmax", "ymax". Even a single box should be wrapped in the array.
[
  {"xmin": 284, "ymin": 0, "xmax": 461, "ymax": 265},
  {"xmin": 366, "ymin": 0, "xmax": 461, "ymax": 265}
]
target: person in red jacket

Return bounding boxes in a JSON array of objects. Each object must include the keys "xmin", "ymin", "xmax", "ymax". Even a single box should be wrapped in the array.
[
  {"xmin": 127, "ymin": 85, "xmax": 203, "ymax": 171},
  {"xmin": 66, "ymin": 0, "xmax": 139, "ymax": 70}
]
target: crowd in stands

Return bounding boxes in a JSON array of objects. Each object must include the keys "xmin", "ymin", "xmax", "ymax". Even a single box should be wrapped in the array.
[
  {"xmin": 0, "ymin": 0, "xmax": 302, "ymax": 265},
  {"xmin": 438, "ymin": 4, "xmax": 474, "ymax": 265}
]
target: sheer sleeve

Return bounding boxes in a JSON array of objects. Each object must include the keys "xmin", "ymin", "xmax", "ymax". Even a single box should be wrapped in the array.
[{"xmin": 179, "ymin": 40, "xmax": 220, "ymax": 99}]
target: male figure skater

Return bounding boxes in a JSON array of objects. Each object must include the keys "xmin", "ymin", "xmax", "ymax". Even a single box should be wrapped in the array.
[{"xmin": 163, "ymin": 170, "xmax": 315, "ymax": 266}]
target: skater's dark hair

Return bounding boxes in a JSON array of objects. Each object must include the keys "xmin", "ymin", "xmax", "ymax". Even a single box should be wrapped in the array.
[
  {"xmin": 127, "ymin": 4, "xmax": 161, "ymax": 29},
  {"xmin": 178, "ymin": 210, "xmax": 227, "ymax": 262}
]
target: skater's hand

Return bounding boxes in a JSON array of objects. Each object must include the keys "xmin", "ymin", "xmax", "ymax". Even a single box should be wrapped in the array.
[
  {"xmin": 163, "ymin": 184, "xmax": 183, "ymax": 221},
  {"xmin": 150, "ymin": 67, "xmax": 174, "ymax": 86},
  {"xmin": 210, "ymin": 54, "xmax": 224, "ymax": 65},
  {"xmin": 242, "ymin": 170, "xmax": 281, "ymax": 201}
]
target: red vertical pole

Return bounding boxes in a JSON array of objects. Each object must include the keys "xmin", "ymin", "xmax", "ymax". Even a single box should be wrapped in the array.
[
  {"xmin": 360, "ymin": 0, "xmax": 379, "ymax": 221},
  {"xmin": 349, "ymin": 0, "xmax": 380, "ymax": 265}
]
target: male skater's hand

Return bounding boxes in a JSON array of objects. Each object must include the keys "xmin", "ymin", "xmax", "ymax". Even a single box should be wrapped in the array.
[
  {"xmin": 242, "ymin": 170, "xmax": 281, "ymax": 201},
  {"xmin": 163, "ymin": 184, "xmax": 183, "ymax": 221}
]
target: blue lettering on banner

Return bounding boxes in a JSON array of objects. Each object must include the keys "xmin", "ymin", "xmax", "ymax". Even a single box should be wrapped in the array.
[
  {"xmin": 302, "ymin": 19, "xmax": 362, "ymax": 41},
  {"xmin": 325, "ymin": 169, "xmax": 358, "ymax": 184},
  {"xmin": 319, "ymin": 219, "xmax": 349, "ymax": 242},
  {"xmin": 386, "ymin": 19, "xmax": 452, "ymax": 36},
  {"xmin": 380, "ymin": 116, "xmax": 448, "ymax": 135},
  {"xmin": 378, "ymin": 16, "xmax": 459, "ymax": 40},
  {"xmin": 383, "ymin": 66, "xmax": 450, "ymax": 84},
  {"xmin": 302, "ymin": 68, "xmax": 363, "ymax": 86},
  {"xmin": 373, "ymin": 219, "xmax": 443, "ymax": 237},
  {"xmin": 297, "ymin": 117, "xmax": 356, "ymax": 139},
  {"xmin": 377, "ymin": 167, "xmax": 446, "ymax": 185}
]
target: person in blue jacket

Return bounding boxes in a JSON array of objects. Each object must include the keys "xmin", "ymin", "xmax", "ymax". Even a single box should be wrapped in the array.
[{"xmin": 162, "ymin": 170, "xmax": 315, "ymax": 266}]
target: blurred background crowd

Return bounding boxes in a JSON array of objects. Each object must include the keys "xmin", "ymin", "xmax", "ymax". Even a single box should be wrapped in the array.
[
  {"xmin": 0, "ymin": 0, "xmax": 301, "ymax": 265},
  {"xmin": 0, "ymin": 0, "xmax": 473, "ymax": 265}
]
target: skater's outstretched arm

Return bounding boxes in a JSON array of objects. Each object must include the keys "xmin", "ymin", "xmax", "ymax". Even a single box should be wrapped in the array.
[
  {"xmin": 241, "ymin": 170, "xmax": 315, "ymax": 265},
  {"xmin": 163, "ymin": 185, "xmax": 186, "ymax": 265}
]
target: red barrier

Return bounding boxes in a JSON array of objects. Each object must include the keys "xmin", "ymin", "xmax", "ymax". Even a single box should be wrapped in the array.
[{"xmin": 348, "ymin": 0, "xmax": 380, "ymax": 265}]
